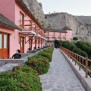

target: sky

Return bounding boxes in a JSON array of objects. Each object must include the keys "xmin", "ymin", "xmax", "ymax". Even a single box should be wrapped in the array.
[{"xmin": 37, "ymin": 0, "xmax": 91, "ymax": 16}]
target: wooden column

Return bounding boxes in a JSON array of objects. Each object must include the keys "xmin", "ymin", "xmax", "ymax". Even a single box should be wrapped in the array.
[
  {"xmin": 30, "ymin": 39, "xmax": 33, "ymax": 50},
  {"xmin": 41, "ymin": 39, "xmax": 42, "ymax": 48},
  {"xmin": 38, "ymin": 38, "xmax": 40, "ymax": 48},
  {"xmin": 35, "ymin": 38, "xmax": 37, "ymax": 48}
]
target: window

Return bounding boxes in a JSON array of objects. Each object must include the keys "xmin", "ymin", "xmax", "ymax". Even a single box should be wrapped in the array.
[
  {"xmin": 20, "ymin": 12, "xmax": 24, "ymax": 28},
  {"xmin": 53, "ymin": 32, "xmax": 55, "ymax": 36},
  {"xmin": 4, "ymin": 34, "xmax": 8, "ymax": 48},
  {"xmin": 0, "ymin": 34, "xmax": 2, "ymax": 49}
]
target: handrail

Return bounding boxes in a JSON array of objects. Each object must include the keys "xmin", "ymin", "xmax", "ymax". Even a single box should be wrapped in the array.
[{"xmin": 60, "ymin": 46, "xmax": 91, "ymax": 78}]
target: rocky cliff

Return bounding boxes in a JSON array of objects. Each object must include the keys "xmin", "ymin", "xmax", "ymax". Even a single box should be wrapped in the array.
[
  {"xmin": 22, "ymin": 0, "xmax": 48, "ymax": 28},
  {"xmin": 46, "ymin": 13, "xmax": 91, "ymax": 42}
]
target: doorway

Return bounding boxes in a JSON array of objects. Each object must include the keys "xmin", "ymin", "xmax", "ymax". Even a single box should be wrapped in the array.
[{"xmin": 0, "ymin": 32, "xmax": 9, "ymax": 59}]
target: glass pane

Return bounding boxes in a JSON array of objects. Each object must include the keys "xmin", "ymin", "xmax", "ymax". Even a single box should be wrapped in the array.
[
  {"xmin": 4, "ymin": 35, "xmax": 7, "ymax": 48},
  {"xmin": 0, "ymin": 34, "xmax": 2, "ymax": 49},
  {"xmin": 21, "ymin": 38, "xmax": 22, "ymax": 47},
  {"xmin": 20, "ymin": 13, "xmax": 24, "ymax": 26}
]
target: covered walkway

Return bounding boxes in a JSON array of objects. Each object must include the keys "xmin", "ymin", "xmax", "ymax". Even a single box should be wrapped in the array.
[{"xmin": 40, "ymin": 48, "xmax": 85, "ymax": 91}]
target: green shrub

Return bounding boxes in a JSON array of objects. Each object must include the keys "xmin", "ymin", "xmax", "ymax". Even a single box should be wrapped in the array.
[
  {"xmin": 25, "ymin": 47, "xmax": 54, "ymax": 75},
  {"xmin": 75, "ymin": 41, "xmax": 91, "ymax": 58},
  {"xmin": 25, "ymin": 56, "xmax": 50, "ymax": 75},
  {"xmin": 38, "ymin": 51, "xmax": 52, "ymax": 62},
  {"xmin": 39, "ymin": 47, "xmax": 54, "ymax": 62},
  {"xmin": 0, "ymin": 47, "xmax": 54, "ymax": 91},
  {"xmin": 0, "ymin": 66, "xmax": 42, "ymax": 91},
  {"xmin": 61, "ymin": 41, "xmax": 88, "ymax": 57},
  {"xmin": 54, "ymin": 40, "xmax": 60, "ymax": 48},
  {"xmin": 73, "ymin": 37, "xmax": 78, "ymax": 40},
  {"xmin": 43, "ymin": 47, "xmax": 54, "ymax": 52},
  {"xmin": 73, "ymin": 47, "xmax": 88, "ymax": 57}
]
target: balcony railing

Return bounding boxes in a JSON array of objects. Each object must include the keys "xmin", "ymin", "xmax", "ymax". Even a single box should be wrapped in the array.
[
  {"xmin": 60, "ymin": 46, "xmax": 91, "ymax": 78},
  {"xmin": 19, "ymin": 20, "xmax": 45, "ymax": 38}
]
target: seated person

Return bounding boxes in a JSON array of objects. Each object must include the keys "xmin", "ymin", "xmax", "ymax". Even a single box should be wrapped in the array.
[
  {"xmin": 27, "ymin": 48, "xmax": 31, "ymax": 53},
  {"xmin": 37, "ymin": 46, "xmax": 40, "ymax": 50},
  {"xmin": 32, "ymin": 47, "xmax": 37, "ymax": 53},
  {"xmin": 12, "ymin": 53, "xmax": 21, "ymax": 59},
  {"xmin": 16, "ymin": 49, "xmax": 21, "ymax": 53},
  {"xmin": 12, "ymin": 49, "xmax": 21, "ymax": 59}
]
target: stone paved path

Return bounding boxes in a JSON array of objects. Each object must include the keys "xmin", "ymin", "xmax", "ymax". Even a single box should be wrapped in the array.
[{"xmin": 40, "ymin": 48, "xmax": 85, "ymax": 91}]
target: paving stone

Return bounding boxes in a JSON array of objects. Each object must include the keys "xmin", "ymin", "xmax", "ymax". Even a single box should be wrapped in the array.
[
  {"xmin": 40, "ymin": 48, "xmax": 85, "ymax": 91},
  {"xmin": 42, "ymin": 85, "xmax": 53, "ymax": 89},
  {"xmin": 52, "ymin": 88, "xmax": 64, "ymax": 91}
]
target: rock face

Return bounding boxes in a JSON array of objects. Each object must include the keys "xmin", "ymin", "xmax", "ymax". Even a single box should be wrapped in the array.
[
  {"xmin": 46, "ymin": 13, "xmax": 91, "ymax": 42},
  {"xmin": 22, "ymin": 0, "xmax": 91, "ymax": 42},
  {"xmin": 22, "ymin": 0, "xmax": 48, "ymax": 28},
  {"xmin": 76, "ymin": 16, "xmax": 91, "ymax": 24}
]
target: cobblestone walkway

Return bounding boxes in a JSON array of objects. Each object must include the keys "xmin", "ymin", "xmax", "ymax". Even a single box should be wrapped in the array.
[{"xmin": 40, "ymin": 48, "xmax": 85, "ymax": 91}]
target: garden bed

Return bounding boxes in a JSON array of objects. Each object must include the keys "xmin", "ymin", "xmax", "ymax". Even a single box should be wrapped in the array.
[{"xmin": 0, "ymin": 47, "xmax": 54, "ymax": 91}]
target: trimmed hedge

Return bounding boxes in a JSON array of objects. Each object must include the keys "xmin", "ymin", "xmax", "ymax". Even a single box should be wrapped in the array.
[
  {"xmin": 0, "ymin": 47, "xmax": 54, "ymax": 90},
  {"xmin": 61, "ymin": 41, "xmax": 88, "ymax": 57},
  {"xmin": 0, "ymin": 65, "xmax": 42, "ymax": 91},
  {"xmin": 25, "ymin": 55, "xmax": 49, "ymax": 75},
  {"xmin": 38, "ymin": 52, "xmax": 52, "ymax": 62},
  {"xmin": 54, "ymin": 40, "xmax": 61, "ymax": 48},
  {"xmin": 73, "ymin": 37, "xmax": 78, "ymax": 40},
  {"xmin": 25, "ymin": 47, "xmax": 54, "ymax": 75},
  {"xmin": 75, "ymin": 41, "xmax": 91, "ymax": 58}
]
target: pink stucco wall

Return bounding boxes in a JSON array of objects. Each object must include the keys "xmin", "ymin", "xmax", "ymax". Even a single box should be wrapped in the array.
[
  {"xmin": 15, "ymin": 3, "xmax": 45, "ymax": 51},
  {"xmin": 15, "ymin": 3, "xmax": 30, "ymax": 53},
  {"xmin": 10, "ymin": 30, "xmax": 20, "ymax": 58},
  {"xmin": 0, "ymin": 0, "xmax": 15, "ymax": 22},
  {"xmin": 0, "ymin": 28, "xmax": 17, "ymax": 58},
  {"xmin": 0, "ymin": 0, "xmax": 45, "ymax": 58},
  {"xmin": 45, "ymin": 30, "xmax": 72, "ymax": 42}
]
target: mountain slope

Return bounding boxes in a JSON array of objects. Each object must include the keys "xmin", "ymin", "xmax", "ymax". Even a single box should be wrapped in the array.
[
  {"xmin": 22, "ymin": 0, "xmax": 48, "ymax": 28},
  {"xmin": 46, "ymin": 12, "xmax": 91, "ymax": 42}
]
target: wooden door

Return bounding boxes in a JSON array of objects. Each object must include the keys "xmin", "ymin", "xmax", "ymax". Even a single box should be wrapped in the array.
[
  {"xmin": 20, "ymin": 37, "xmax": 24, "ymax": 53},
  {"xmin": 0, "ymin": 32, "xmax": 9, "ymax": 59}
]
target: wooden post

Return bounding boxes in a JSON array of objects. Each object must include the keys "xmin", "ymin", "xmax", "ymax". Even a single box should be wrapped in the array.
[
  {"xmin": 75, "ymin": 54, "xmax": 76, "ymax": 65},
  {"xmin": 30, "ymin": 39, "xmax": 33, "ymax": 50},
  {"xmin": 85, "ymin": 57, "xmax": 88, "ymax": 78},
  {"xmin": 67, "ymin": 50, "xmax": 69, "ymax": 57},
  {"xmin": 79, "ymin": 56, "xmax": 81, "ymax": 70},
  {"xmin": 77, "ymin": 55, "xmax": 78, "ymax": 62},
  {"xmin": 82, "ymin": 58, "xmax": 84, "ymax": 65}
]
